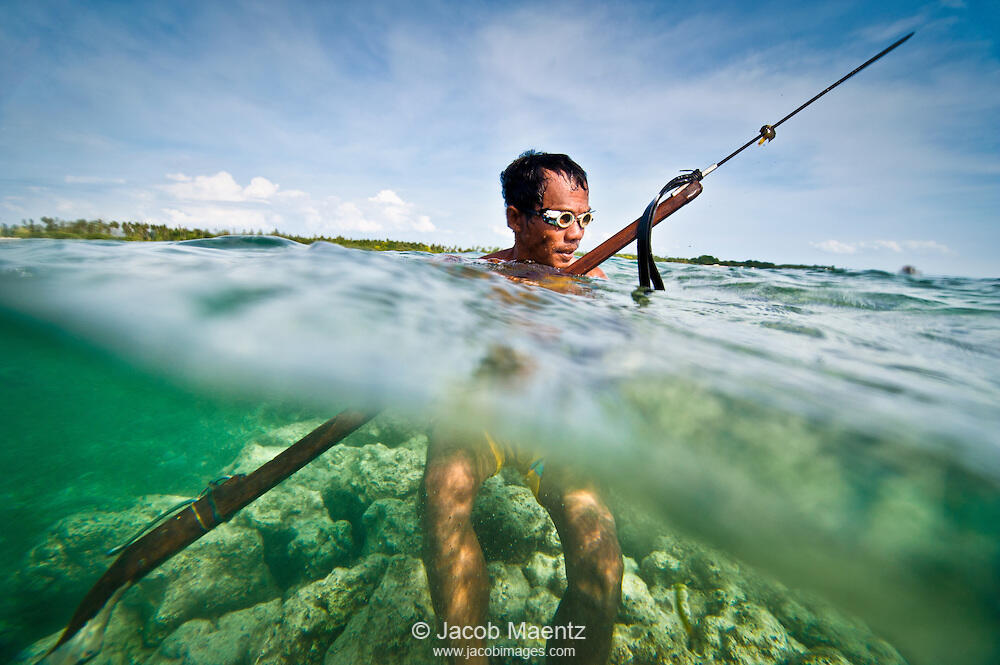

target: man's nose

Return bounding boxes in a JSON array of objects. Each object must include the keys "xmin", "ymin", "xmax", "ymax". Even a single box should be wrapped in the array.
[{"xmin": 564, "ymin": 220, "xmax": 585, "ymax": 240}]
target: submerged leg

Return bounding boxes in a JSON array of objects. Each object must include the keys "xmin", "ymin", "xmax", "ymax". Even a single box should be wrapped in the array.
[
  {"xmin": 539, "ymin": 475, "xmax": 623, "ymax": 665},
  {"xmin": 420, "ymin": 430, "xmax": 497, "ymax": 664}
]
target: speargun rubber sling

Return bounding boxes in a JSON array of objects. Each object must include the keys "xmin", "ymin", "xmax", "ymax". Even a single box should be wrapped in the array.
[{"xmin": 42, "ymin": 410, "xmax": 373, "ymax": 660}]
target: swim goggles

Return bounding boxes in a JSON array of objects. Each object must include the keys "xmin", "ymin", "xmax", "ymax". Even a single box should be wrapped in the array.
[{"xmin": 527, "ymin": 208, "xmax": 594, "ymax": 229}]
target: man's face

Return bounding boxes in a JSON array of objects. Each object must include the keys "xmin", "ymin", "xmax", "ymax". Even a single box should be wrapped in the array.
[{"xmin": 508, "ymin": 170, "xmax": 590, "ymax": 270}]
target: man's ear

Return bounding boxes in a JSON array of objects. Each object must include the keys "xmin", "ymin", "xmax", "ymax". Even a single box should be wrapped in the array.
[{"xmin": 506, "ymin": 206, "xmax": 523, "ymax": 233}]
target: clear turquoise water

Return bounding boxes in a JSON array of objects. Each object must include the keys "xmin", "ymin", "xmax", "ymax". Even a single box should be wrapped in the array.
[{"xmin": 1, "ymin": 236, "xmax": 998, "ymax": 664}]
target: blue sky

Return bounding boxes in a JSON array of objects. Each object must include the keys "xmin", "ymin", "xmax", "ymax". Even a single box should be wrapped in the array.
[{"xmin": 2, "ymin": 0, "xmax": 997, "ymax": 276}]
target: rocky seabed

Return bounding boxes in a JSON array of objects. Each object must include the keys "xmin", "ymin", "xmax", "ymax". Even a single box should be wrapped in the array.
[{"xmin": 15, "ymin": 419, "xmax": 907, "ymax": 665}]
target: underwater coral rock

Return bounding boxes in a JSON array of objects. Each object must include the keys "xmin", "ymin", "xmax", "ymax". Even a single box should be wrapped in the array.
[
  {"xmin": 233, "ymin": 483, "xmax": 354, "ymax": 586},
  {"xmin": 324, "ymin": 555, "xmax": 438, "ymax": 665},
  {"xmin": 237, "ymin": 482, "xmax": 354, "ymax": 585},
  {"xmin": 306, "ymin": 442, "xmax": 425, "ymax": 507},
  {"xmin": 251, "ymin": 555, "xmax": 389, "ymax": 665},
  {"xmin": 521, "ymin": 551, "xmax": 567, "ymax": 595},
  {"xmin": 134, "ymin": 523, "xmax": 279, "ymax": 641},
  {"xmin": 360, "ymin": 497, "xmax": 421, "ymax": 556},
  {"xmin": 16, "ymin": 495, "xmax": 190, "ymax": 609},
  {"xmin": 13, "ymin": 418, "xmax": 912, "ymax": 665},
  {"xmin": 472, "ymin": 474, "xmax": 561, "ymax": 562},
  {"xmin": 618, "ymin": 564, "xmax": 668, "ymax": 626},
  {"xmin": 487, "ymin": 562, "xmax": 531, "ymax": 624},
  {"xmin": 147, "ymin": 598, "xmax": 281, "ymax": 665}
]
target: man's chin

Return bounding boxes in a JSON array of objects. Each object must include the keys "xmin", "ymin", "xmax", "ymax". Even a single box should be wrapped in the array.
[{"xmin": 552, "ymin": 252, "xmax": 576, "ymax": 269}]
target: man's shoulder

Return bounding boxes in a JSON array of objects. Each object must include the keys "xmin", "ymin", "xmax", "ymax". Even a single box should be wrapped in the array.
[
  {"xmin": 480, "ymin": 248, "xmax": 515, "ymax": 261},
  {"xmin": 480, "ymin": 248, "xmax": 607, "ymax": 279}
]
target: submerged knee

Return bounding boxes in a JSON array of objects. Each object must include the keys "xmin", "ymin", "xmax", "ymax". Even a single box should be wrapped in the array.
[{"xmin": 422, "ymin": 458, "xmax": 480, "ymax": 514}]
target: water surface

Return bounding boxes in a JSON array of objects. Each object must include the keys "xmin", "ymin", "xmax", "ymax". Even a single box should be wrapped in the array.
[{"xmin": 1, "ymin": 236, "xmax": 997, "ymax": 664}]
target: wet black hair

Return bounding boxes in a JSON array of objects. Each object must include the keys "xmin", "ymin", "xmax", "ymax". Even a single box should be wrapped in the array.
[{"xmin": 500, "ymin": 150, "xmax": 588, "ymax": 214}]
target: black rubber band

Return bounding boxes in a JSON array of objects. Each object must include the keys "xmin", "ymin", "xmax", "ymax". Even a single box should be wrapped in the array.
[
  {"xmin": 636, "ymin": 171, "xmax": 701, "ymax": 291},
  {"xmin": 207, "ymin": 491, "xmax": 225, "ymax": 525}
]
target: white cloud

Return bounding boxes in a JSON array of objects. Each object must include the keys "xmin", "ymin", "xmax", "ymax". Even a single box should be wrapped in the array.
[
  {"xmin": 369, "ymin": 190, "xmax": 405, "ymax": 205},
  {"xmin": 811, "ymin": 240, "xmax": 857, "ymax": 254},
  {"xmin": 329, "ymin": 200, "xmax": 382, "ymax": 233},
  {"xmin": 243, "ymin": 176, "xmax": 279, "ymax": 200},
  {"xmin": 164, "ymin": 171, "xmax": 244, "ymax": 201},
  {"xmin": 152, "ymin": 173, "xmax": 434, "ymax": 236},
  {"xmin": 162, "ymin": 172, "xmax": 282, "ymax": 203}
]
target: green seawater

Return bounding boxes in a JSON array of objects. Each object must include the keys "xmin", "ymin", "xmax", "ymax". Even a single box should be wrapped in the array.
[{"xmin": 1, "ymin": 237, "xmax": 998, "ymax": 664}]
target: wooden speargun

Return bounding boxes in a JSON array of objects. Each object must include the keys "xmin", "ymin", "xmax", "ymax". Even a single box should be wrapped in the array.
[{"xmin": 38, "ymin": 410, "xmax": 374, "ymax": 665}]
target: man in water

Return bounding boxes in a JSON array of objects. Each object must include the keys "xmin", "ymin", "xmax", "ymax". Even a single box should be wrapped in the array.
[{"xmin": 421, "ymin": 151, "xmax": 622, "ymax": 664}]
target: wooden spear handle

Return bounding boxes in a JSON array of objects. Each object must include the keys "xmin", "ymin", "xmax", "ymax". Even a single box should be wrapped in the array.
[
  {"xmin": 564, "ymin": 180, "xmax": 703, "ymax": 275},
  {"xmin": 47, "ymin": 410, "xmax": 373, "ymax": 654}
]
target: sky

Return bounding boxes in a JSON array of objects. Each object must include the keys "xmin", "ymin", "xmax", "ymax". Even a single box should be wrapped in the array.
[{"xmin": 1, "ymin": 0, "xmax": 998, "ymax": 277}]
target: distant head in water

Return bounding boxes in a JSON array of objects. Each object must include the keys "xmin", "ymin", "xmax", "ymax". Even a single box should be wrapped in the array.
[{"xmin": 483, "ymin": 150, "xmax": 606, "ymax": 278}]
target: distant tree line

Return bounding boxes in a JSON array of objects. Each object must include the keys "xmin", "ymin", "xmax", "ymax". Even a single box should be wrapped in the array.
[
  {"xmin": 0, "ymin": 218, "xmax": 497, "ymax": 253},
  {"xmin": 1, "ymin": 218, "xmax": 834, "ymax": 269},
  {"xmin": 2, "ymin": 217, "xmax": 222, "ymax": 241},
  {"xmin": 616, "ymin": 252, "xmax": 835, "ymax": 270}
]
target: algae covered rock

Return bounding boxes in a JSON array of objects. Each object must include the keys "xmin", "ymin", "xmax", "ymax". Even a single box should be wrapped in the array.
[
  {"xmin": 487, "ymin": 561, "xmax": 531, "ymax": 624},
  {"xmin": 325, "ymin": 555, "xmax": 437, "ymax": 665},
  {"xmin": 134, "ymin": 523, "xmax": 279, "ymax": 641},
  {"xmin": 608, "ymin": 563, "xmax": 691, "ymax": 665},
  {"xmin": 16, "ymin": 591, "xmax": 150, "ymax": 665},
  {"xmin": 9, "ymin": 417, "xmax": 914, "ymax": 665},
  {"xmin": 521, "ymin": 551, "xmax": 567, "ymax": 595},
  {"xmin": 246, "ymin": 555, "xmax": 389, "ymax": 665},
  {"xmin": 758, "ymin": 581, "xmax": 907, "ymax": 665},
  {"xmin": 236, "ymin": 482, "xmax": 354, "ymax": 585},
  {"xmin": 16, "ymin": 495, "xmax": 190, "ymax": 607},
  {"xmin": 360, "ymin": 497, "xmax": 420, "ymax": 556},
  {"xmin": 307, "ymin": 442, "xmax": 425, "ymax": 507},
  {"xmin": 339, "ymin": 414, "xmax": 431, "ymax": 451},
  {"xmin": 472, "ymin": 474, "xmax": 561, "ymax": 562},
  {"xmin": 227, "ymin": 441, "xmax": 285, "ymax": 476},
  {"xmin": 618, "ymin": 567, "xmax": 668, "ymax": 626},
  {"xmin": 697, "ymin": 602, "xmax": 803, "ymax": 665},
  {"xmin": 148, "ymin": 598, "xmax": 281, "ymax": 665},
  {"xmin": 608, "ymin": 622, "xmax": 697, "ymax": 665},
  {"xmin": 637, "ymin": 532, "xmax": 737, "ymax": 593},
  {"xmin": 639, "ymin": 548, "xmax": 685, "ymax": 589},
  {"xmin": 523, "ymin": 586, "xmax": 560, "ymax": 627},
  {"xmin": 789, "ymin": 646, "xmax": 855, "ymax": 665}
]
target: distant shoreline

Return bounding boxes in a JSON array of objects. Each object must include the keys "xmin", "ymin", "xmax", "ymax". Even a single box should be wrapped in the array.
[{"xmin": 1, "ymin": 217, "xmax": 837, "ymax": 271}]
